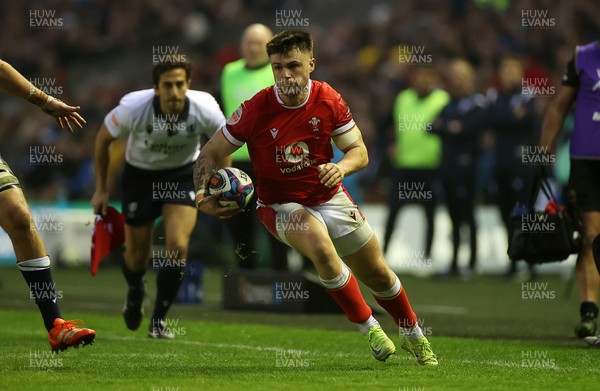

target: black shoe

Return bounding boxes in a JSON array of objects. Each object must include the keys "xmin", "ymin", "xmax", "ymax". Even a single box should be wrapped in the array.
[
  {"xmin": 122, "ymin": 282, "xmax": 145, "ymax": 331},
  {"xmin": 575, "ymin": 316, "xmax": 598, "ymax": 339},
  {"xmin": 148, "ymin": 319, "xmax": 175, "ymax": 339},
  {"xmin": 576, "ymin": 303, "xmax": 599, "ymax": 338}
]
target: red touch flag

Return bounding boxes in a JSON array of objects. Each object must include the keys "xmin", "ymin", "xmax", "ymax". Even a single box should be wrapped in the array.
[{"xmin": 90, "ymin": 206, "xmax": 125, "ymax": 276}]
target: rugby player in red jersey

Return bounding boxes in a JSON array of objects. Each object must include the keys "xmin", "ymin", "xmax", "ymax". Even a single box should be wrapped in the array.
[{"xmin": 194, "ymin": 30, "xmax": 437, "ymax": 365}]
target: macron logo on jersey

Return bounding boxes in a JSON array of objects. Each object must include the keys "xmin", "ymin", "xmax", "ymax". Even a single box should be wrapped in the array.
[{"xmin": 270, "ymin": 128, "xmax": 279, "ymax": 139}]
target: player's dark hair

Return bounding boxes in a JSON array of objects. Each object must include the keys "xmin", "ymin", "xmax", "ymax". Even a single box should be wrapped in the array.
[
  {"xmin": 152, "ymin": 60, "xmax": 192, "ymax": 85},
  {"xmin": 266, "ymin": 30, "xmax": 313, "ymax": 57}
]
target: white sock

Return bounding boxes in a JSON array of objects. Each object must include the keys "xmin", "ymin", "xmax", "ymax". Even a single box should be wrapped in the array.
[
  {"xmin": 358, "ymin": 315, "xmax": 380, "ymax": 336},
  {"xmin": 371, "ymin": 274, "xmax": 401, "ymax": 298},
  {"xmin": 318, "ymin": 263, "xmax": 350, "ymax": 290},
  {"xmin": 400, "ymin": 324, "xmax": 424, "ymax": 341},
  {"xmin": 18, "ymin": 256, "xmax": 51, "ymax": 271}
]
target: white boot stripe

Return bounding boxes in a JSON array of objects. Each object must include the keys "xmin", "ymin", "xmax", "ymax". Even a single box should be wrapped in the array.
[
  {"xmin": 57, "ymin": 328, "xmax": 69, "ymax": 342},
  {"xmin": 64, "ymin": 329, "xmax": 79, "ymax": 341}
]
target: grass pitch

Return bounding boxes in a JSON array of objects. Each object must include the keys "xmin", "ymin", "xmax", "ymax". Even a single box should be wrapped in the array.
[{"xmin": 0, "ymin": 266, "xmax": 598, "ymax": 390}]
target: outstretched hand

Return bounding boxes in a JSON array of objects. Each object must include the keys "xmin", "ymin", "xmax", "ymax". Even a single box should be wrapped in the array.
[{"xmin": 41, "ymin": 96, "xmax": 86, "ymax": 132}]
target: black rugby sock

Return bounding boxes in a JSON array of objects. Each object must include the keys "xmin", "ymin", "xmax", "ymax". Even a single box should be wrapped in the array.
[
  {"xmin": 151, "ymin": 266, "xmax": 185, "ymax": 322},
  {"xmin": 19, "ymin": 256, "xmax": 62, "ymax": 331}
]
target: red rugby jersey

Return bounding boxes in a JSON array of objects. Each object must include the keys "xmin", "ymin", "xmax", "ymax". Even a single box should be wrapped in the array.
[{"xmin": 222, "ymin": 80, "xmax": 355, "ymax": 206}]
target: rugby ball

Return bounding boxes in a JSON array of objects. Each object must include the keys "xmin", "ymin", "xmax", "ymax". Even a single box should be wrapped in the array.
[{"xmin": 208, "ymin": 167, "xmax": 255, "ymax": 208}]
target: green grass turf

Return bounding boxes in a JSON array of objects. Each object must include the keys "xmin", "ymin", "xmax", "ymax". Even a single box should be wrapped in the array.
[{"xmin": 0, "ymin": 266, "xmax": 598, "ymax": 390}]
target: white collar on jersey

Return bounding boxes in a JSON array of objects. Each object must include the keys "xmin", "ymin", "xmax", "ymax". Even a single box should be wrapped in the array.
[{"xmin": 273, "ymin": 79, "xmax": 312, "ymax": 109}]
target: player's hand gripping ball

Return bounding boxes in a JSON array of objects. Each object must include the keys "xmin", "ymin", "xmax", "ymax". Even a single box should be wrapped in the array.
[{"xmin": 208, "ymin": 167, "xmax": 255, "ymax": 208}]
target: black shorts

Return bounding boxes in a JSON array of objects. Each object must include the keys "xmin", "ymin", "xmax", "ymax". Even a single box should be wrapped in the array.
[
  {"xmin": 568, "ymin": 159, "xmax": 600, "ymax": 212},
  {"xmin": 121, "ymin": 162, "xmax": 196, "ymax": 226}
]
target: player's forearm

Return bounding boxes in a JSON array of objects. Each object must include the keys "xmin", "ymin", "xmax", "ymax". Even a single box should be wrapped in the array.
[
  {"xmin": 0, "ymin": 60, "xmax": 32, "ymax": 98},
  {"xmin": 195, "ymin": 130, "xmax": 239, "ymax": 200},
  {"xmin": 94, "ymin": 137, "xmax": 112, "ymax": 193},
  {"xmin": 540, "ymin": 86, "xmax": 576, "ymax": 150},
  {"xmin": 540, "ymin": 99, "xmax": 568, "ymax": 149},
  {"xmin": 0, "ymin": 60, "xmax": 49, "ymax": 107},
  {"xmin": 193, "ymin": 150, "xmax": 219, "ymax": 197},
  {"xmin": 336, "ymin": 144, "xmax": 368, "ymax": 177},
  {"xmin": 218, "ymin": 154, "xmax": 233, "ymax": 170}
]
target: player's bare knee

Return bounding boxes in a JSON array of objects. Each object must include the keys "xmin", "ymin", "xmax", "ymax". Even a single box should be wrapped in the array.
[
  {"xmin": 306, "ymin": 243, "xmax": 337, "ymax": 268},
  {"xmin": 2, "ymin": 201, "xmax": 34, "ymax": 236},
  {"xmin": 361, "ymin": 266, "xmax": 393, "ymax": 289},
  {"xmin": 124, "ymin": 248, "xmax": 149, "ymax": 268},
  {"xmin": 164, "ymin": 241, "xmax": 188, "ymax": 261}
]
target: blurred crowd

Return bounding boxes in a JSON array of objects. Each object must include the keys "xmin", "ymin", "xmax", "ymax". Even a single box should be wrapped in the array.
[{"xmin": 0, "ymin": 0, "xmax": 597, "ymax": 203}]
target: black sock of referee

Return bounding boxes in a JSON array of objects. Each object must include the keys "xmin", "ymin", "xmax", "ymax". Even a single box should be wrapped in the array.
[
  {"xmin": 122, "ymin": 260, "xmax": 145, "ymax": 302},
  {"xmin": 151, "ymin": 265, "xmax": 185, "ymax": 322},
  {"xmin": 18, "ymin": 256, "xmax": 62, "ymax": 331}
]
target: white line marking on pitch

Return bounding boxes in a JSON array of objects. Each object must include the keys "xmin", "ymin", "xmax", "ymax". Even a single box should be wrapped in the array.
[
  {"xmin": 459, "ymin": 359, "xmax": 562, "ymax": 371},
  {"xmin": 103, "ymin": 335, "xmax": 310, "ymax": 355}
]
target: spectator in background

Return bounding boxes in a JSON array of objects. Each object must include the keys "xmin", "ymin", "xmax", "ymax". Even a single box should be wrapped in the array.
[
  {"xmin": 220, "ymin": 23, "xmax": 289, "ymax": 270},
  {"xmin": 487, "ymin": 56, "xmax": 538, "ymax": 279},
  {"xmin": 540, "ymin": 41, "xmax": 600, "ymax": 339},
  {"xmin": 382, "ymin": 67, "xmax": 449, "ymax": 258},
  {"xmin": 432, "ymin": 59, "xmax": 488, "ymax": 278}
]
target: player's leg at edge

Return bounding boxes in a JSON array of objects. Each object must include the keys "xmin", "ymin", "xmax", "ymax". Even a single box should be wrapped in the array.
[
  {"xmin": 0, "ymin": 184, "xmax": 95, "ymax": 352},
  {"xmin": 582, "ymin": 234, "xmax": 600, "ymax": 346},
  {"xmin": 574, "ymin": 212, "xmax": 600, "ymax": 338}
]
